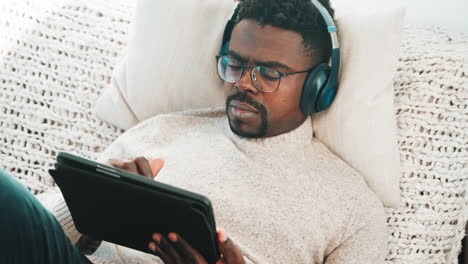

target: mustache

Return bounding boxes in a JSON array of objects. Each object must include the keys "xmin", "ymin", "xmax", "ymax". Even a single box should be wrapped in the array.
[{"xmin": 226, "ymin": 92, "xmax": 264, "ymax": 111}]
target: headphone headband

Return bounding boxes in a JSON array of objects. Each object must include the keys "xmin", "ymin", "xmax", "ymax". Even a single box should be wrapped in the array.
[
  {"xmin": 310, "ymin": 0, "xmax": 340, "ymax": 91},
  {"xmin": 310, "ymin": 0, "xmax": 338, "ymax": 47}
]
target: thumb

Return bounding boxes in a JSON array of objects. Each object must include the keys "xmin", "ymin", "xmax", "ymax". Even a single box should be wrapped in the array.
[
  {"xmin": 149, "ymin": 158, "xmax": 165, "ymax": 178},
  {"xmin": 217, "ymin": 229, "xmax": 244, "ymax": 263}
]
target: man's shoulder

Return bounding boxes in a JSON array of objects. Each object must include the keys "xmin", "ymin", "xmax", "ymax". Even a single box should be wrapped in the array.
[
  {"xmin": 298, "ymin": 140, "xmax": 386, "ymax": 253},
  {"xmin": 312, "ymin": 149, "xmax": 386, "ymax": 241},
  {"xmin": 326, "ymin": 164, "xmax": 385, "ymax": 234},
  {"xmin": 307, "ymin": 138, "xmax": 385, "ymax": 216}
]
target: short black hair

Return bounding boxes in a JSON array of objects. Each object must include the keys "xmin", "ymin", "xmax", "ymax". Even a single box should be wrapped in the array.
[{"xmin": 234, "ymin": 0, "xmax": 335, "ymax": 65}]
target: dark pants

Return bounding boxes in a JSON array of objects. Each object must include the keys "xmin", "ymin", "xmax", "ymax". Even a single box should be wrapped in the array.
[{"xmin": 0, "ymin": 169, "xmax": 91, "ymax": 264}]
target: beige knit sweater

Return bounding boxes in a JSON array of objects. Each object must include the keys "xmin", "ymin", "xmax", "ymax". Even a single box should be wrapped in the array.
[{"xmin": 41, "ymin": 107, "xmax": 387, "ymax": 264}]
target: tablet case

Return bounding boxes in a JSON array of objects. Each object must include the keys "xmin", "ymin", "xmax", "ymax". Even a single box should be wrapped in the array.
[{"xmin": 49, "ymin": 152, "xmax": 220, "ymax": 264}]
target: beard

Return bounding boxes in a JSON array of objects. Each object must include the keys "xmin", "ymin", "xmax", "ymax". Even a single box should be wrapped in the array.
[{"xmin": 225, "ymin": 92, "xmax": 269, "ymax": 138}]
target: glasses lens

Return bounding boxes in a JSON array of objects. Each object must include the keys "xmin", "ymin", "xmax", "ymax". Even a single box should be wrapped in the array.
[
  {"xmin": 218, "ymin": 56, "xmax": 242, "ymax": 83},
  {"xmin": 252, "ymin": 67, "xmax": 281, "ymax": 92}
]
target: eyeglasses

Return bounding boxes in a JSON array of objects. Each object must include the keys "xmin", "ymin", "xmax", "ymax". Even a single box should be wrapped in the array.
[{"xmin": 216, "ymin": 55, "xmax": 313, "ymax": 93}]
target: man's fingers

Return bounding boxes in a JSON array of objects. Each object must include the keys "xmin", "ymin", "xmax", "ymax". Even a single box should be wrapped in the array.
[
  {"xmin": 105, "ymin": 159, "xmax": 125, "ymax": 168},
  {"xmin": 122, "ymin": 161, "xmax": 139, "ymax": 174},
  {"xmin": 168, "ymin": 233, "xmax": 207, "ymax": 264},
  {"xmin": 153, "ymin": 233, "xmax": 183, "ymax": 263},
  {"xmin": 134, "ymin": 156, "xmax": 153, "ymax": 179},
  {"xmin": 217, "ymin": 230, "xmax": 245, "ymax": 264},
  {"xmin": 147, "ymin": 242, "xmax": 160, "ymax": 257},
  {"xmin": 106, "ymin": 159, "xmax": 139, "ymax": 174},
  {"xmin": 150, "ymin": 233, "xmax": 208, "ymax": 264},
  {"xmin": 106, "ymin": 158, "xmax": 164, "ymax": 179},
  {"xmin": 149, "ymin": 241, "xmax": 172, "ymax": 264}
]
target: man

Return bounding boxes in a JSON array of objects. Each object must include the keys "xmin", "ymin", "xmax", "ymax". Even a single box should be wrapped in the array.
[{"xmin": 0, "ymin": 0, "xmax": 386, "ymax": 263}]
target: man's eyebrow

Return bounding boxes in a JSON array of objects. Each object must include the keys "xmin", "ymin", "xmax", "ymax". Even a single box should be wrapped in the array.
[
  {"xmin": 256, "ymin": 60, "xmax": 292, "ymax": 71},
  {"xmin": 227, "ymin": 50, "xmax": 292, "ymax": 71},
  {"xmin": 227, "ymin": 50, "xmax": 246, "ymax": 61}
]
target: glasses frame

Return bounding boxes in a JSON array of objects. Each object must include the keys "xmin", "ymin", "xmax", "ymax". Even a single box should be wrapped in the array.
[{"xmin": 216, "ymin": 55, "xmax": 314, "ymax": 93}]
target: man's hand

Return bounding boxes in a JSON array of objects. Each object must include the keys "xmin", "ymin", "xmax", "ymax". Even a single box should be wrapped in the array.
[
  {"xmin": 148, "ymin": 229, "xmax": 245, "ymax": 264},
  {"xmin": 106, "ymin": 157, "xmax": 165, "ymax": 179}
]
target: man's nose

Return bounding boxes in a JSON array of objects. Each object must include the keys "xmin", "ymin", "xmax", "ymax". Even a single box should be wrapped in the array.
[{"xmin": 235, "ymin": 68, "xmax": 259, "ymax": 95}]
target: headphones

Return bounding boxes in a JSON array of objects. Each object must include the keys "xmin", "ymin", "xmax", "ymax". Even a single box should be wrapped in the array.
[{"xmin": 219, "ymin": 0, "xmax": 340, "ymax": 115}]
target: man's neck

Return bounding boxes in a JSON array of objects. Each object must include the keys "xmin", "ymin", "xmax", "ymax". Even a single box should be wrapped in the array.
[{"xmin": 263, "ymin": 115, "xmax": 308, "ymax": 138}]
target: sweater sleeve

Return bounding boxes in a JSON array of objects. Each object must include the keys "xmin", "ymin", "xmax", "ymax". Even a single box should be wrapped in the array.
[
  {"xmin": 86, "ymin": 255, "xmax": 118, "ymax": 264},
  {"xmin": 324, "ymin": 191, "xmax": 387, "ymax": 264},
  {"xmin": 36, "ymin": 190, "xmax": 82, "ymax": 245}
]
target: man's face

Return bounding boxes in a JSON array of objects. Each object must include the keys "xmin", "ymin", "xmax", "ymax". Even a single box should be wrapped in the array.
[{"xmin": 224, "ymin": 19, "xmax": 311, "ymax": 138}]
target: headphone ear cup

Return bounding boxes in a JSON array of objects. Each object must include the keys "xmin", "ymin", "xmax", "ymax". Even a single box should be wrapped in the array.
[
  {"xmin": 300, "ymin": 63, "xmax": 330, "ymax": 115},
  {"xmin": 316, "ymin": 81, "xmax": 338, "ymax": 112}
]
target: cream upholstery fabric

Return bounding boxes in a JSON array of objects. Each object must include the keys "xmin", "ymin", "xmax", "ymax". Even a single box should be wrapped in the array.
[
  {"xmin": 0, "ymin": 0, "xmax": 466, "ymax": 263},
  {"xmin": 312, "ymin": 7, "xmax": 404, "ymax": 208},
  {"xmin": 94, "ymin": 0, "xmax": 235, "ymax": 128}
]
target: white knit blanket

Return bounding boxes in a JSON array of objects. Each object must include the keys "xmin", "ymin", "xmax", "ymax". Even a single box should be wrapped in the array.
[{"xmin": 0, "ymin": 0, "xmax": 466, "ymax": 263}]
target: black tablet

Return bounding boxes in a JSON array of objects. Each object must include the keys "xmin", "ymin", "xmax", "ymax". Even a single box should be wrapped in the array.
[{"xmin": 49, "ymin": 152, "xmax": 220, "ymax": 264}]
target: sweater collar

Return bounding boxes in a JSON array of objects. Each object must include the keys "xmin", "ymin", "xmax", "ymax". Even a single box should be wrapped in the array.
[{"xmin": 223, "ymin": 116, "xmax": 314, "ymax": 155}]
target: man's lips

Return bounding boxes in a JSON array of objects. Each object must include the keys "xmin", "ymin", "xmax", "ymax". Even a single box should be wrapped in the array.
[{"xmin": 229, "ymin": 100, "xmax": 258, "ymax": 113}]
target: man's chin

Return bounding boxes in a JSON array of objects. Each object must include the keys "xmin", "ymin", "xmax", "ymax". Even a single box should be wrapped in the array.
[
  {"xmin": 225, "ymin": 98, "xmax": 269, "ymax": 138},
  {"xmin": 227, "ymin": 116, "xmax": 265, "ymax": 139}
]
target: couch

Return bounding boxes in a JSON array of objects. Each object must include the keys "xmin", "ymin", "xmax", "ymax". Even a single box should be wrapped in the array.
[{"xmin": 0, "ymin": 0, "xmax": 466, "ymax": 263}]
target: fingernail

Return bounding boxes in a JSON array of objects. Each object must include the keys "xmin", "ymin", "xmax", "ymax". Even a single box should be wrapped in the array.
[
  {"xmin": 217, "ymin": 228, "xmax": 227, "ymax": 243},
  {"xmin": 150, "ymin": 158, "xmax": 165, "ymax": 176},
  {"xmin": 168, "ymin": 233, "xmax": 177, "ymax": 242},
  {"xmin": 148, "ymin": 242, "xmax": 157, "ymax": 252},
  {"xmin": 152, "ymin": 233, "xmax": 161, "ymax": 243}
]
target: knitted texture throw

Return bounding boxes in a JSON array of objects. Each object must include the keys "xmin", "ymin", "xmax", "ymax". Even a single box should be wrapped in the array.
[{"xmin": 0, "ymin": 0, "xmax": 466, "ymax": 263}]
